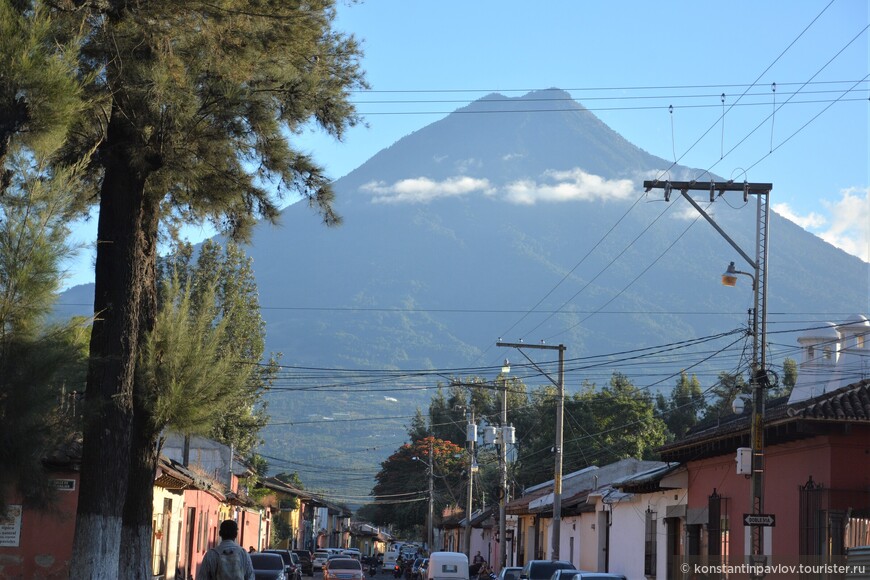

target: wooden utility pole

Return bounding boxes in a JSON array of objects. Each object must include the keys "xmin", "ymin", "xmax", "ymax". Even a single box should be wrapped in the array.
[{"xmin": 497, "ymin": 341, "xmax": 566, "ymax": 560}]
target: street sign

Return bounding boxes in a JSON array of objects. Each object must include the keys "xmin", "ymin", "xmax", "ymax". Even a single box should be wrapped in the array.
[{"xmin": 744, "ymin": 513, "xmax": 775, "ymax": 526}]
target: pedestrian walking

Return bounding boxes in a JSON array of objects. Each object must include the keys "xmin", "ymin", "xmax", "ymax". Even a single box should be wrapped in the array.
[{"xmin": 196, "ymin": 519, "xmax": 255, "ymax": 580}]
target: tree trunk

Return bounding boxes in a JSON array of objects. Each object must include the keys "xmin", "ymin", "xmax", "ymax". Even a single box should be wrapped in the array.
[
  {"xmin": 120, "ymin": 199, "xmax": 160, "ymax": 579},
  {"xmin": 69, "ymin": 100, "xmax": 155, "ymax": 578},
  {"xmin": 119, "ymin": 415, "xmax": 160, "ymax": 579}
]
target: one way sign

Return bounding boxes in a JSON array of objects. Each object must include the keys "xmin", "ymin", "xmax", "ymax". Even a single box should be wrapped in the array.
[{"xmin": 744, "ymin": 513, "xmax": 776, "ymax": 526}]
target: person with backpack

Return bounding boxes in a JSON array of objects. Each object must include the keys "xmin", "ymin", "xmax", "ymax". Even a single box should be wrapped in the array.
[{"xmin": 196, "ymin": 519, "xmax": 255, "ymax": 580}]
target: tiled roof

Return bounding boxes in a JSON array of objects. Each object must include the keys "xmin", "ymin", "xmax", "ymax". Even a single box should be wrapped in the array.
[
  {"xmin": 155, "ymin": 457, "xmax": 195, "ymax": 490},
  {"xmin": 659, "ymin": 379, "xmax": 870, "ymax": 463},
  {"xmin": 794, "ymin": 379, "xmax": 870, "ymax": 420}
]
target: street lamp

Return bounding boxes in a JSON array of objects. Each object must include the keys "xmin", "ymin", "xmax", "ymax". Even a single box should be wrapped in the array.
[
  {"xmin": 643, "ymin": 179, "xmax": 771, "ymax": 574},
  {"xmin": 721, "ymin": 261, "xmax": 755, "ymax": 289}
]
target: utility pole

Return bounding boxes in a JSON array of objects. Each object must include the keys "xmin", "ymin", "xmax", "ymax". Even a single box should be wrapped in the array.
[
  {"xmin": 498, "ymin": 361, "xmax": 510, "ymax": 571},
  {"xmin": 497, "ymin": 341, "xmax": 566, "ymax": 560},
  {"xmin": 643, "ymin": 179, "xmax": 771, "ymax": 576},
  {"xmin": 465, "ymin": 407, "xmax": 476, "ymax": 557},
  {"xmin": 428, "ymin": 438, "xmax": 434, "ymax": 552}
]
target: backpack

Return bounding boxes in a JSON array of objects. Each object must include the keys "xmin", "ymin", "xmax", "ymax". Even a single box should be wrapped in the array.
[{"xmin": 212, "ymin": 546, "xmax": 245, "ymax": 580}]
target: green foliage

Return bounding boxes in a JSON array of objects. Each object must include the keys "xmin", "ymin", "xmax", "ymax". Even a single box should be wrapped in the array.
[
  {"xmin": 0, "ymin": 1, "xmax": 88, "ymax": 165},
  {"xmin": 486, "ymin": 373, "xmax": 667, "ymax": 489},
  {"xmin": 367, "ymin": 437, "xmax": 464, "ymax": 536},
  {"xmin": 62, "ymin": 0, "xmax": 367, "ymax": 238},
  {"xmin": 0, "ymin": 154, "xmax": 88, "ymax": 514},
  {"xmin": 779, "ymin": 357, "xmax": 798, "ymax": 398},
  {"xmin": 427, "ymin": 384, "xmax": 471, "ymax": 445},
  {"xmin": 702, "ymin": 371, "xmax": 749, "ymax": 422},
  {"xmin": 271, "ymin": 516, "xmax": 293, "ymax": 547},
  {"xmin": 140, "ymin": 274, "xmax": 247, "ymax": 436},
  {"xmin": 656, "ymin": 371, "xmax": 706, "ymax": 439},
  {"xmin": 246, "ymin": 454, "xmax": 271, "ymax": 502},
  {"xmin": 407, "ymin": 408, "xmax": 430, "ymax": 442},
  {"xmin": 155, "ymin": 240, "xmax": 276, "ymax": 455},
  {"xmin": 276, "ymin": 472, "xmax": 305, "ymax": 490}
]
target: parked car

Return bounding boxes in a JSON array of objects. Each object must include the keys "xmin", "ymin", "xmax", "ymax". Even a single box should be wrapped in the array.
[
  {"xmin": 293, "ymin": 549, "xmax": 314, "ymax": 576},
  {"xmin": 519, "ymin": 560, "xmax": 575, "ymax": 580},
  {"xmin": 550, "ymin": 573, "xmax": 626, "ymax": 580},
  {"xmin": 324, "ymin": 557, "xmax": 365, "ymax": 580},
  {"xmin": 410, "ymin": 558, "xmax": 425, "ymax": 580},
  {"xmin": 250, "ymin": 552, "xmax": 287, "ymax": 580},
  {"xmin": 497, "ymin": 567, "xmax": 521, "ymax": 580},
  {"xmin": 314, "ymin": 550, "xmax": 340, "ymax": 571},
  {"xmin": 414, "ymin": 558, "xmax": 428, "ymax": 580},
  {"xmin": 263, "ymin": 549, "xmax": 302, "ymax": 580}
]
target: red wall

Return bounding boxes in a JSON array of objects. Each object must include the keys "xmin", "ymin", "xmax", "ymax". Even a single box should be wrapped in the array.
[
  {"xmin": 686, "ymin": 428, "xmax": 870, "ymax": 558},
  {"xmin": 183, "ymin": 489, "xmax": 223, "ymax": 579},
  {"xmin": 0, "ymin": 471, "xmax": 79, "ymax": 579}
]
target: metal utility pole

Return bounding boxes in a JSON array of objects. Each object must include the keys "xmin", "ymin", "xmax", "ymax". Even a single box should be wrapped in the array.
[
  {"xmin": 497, "ymin": 341, "xmax": 566, "ymax": 560},
  {"xmin": 498, "ymin": 362, "xmax": 510, "ymax": 571},
  {"xmin": 643, "ymin": 179, "xmax": 771, "ymax": 574}
]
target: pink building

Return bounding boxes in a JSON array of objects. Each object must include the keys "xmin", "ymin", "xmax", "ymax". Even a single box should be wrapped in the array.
[
  {"xmin": 660, "ymin": 378, "xmax": 870, "ymax": 567},
  {"xmin": 0, "ymin": 440, "xmax": 81, "ymax": 578}
]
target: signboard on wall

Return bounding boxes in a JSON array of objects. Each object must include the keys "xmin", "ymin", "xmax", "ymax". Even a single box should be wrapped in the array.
[
  {"xmin": 0, "ymin": 505, "xmax": 22, "ymax": 547},
  {"xmin": 53, "ymin": 479, "xmax": 76, "ymax": 491}
]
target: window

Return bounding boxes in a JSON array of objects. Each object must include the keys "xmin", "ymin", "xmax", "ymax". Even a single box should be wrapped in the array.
[{"xmin": 644, "ymin": 510, "xmax": 657, "ymax": 576}]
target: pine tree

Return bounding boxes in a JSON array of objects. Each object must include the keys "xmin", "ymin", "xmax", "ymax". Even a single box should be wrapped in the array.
[
  {"xmin": 122, "ymin": 240, "xmax": 276, "ymax": 576},
  {"xmin": 40, "ymin": 2, "xmax": 367, "ymax": 575},
  {"xmin": 0, "ymin": 155, "xmax": 88, "ymax": 515},
  {"xmin": 659, "ymin": 371, "xmax": 706, "ymax": 439}
]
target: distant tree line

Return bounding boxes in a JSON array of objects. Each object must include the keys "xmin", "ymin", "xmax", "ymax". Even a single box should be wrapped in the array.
[{"xmin": 360, "ymin": 362, "xmax": 796, "ymax": 535}]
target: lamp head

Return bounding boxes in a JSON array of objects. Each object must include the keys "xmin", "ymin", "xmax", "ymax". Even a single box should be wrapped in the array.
[{"xmin": 721, "ymin": 262, "xmax": 739, "ymax": 287}]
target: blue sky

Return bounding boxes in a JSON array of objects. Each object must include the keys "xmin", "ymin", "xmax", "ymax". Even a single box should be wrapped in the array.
[{"xmin": 64, "ymin": 0, "xmax": 869, "ymax": 288}]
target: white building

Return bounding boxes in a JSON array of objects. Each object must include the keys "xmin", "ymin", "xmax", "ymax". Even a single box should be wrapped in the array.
[{"xmin": 789, "ymin": 313, "xmax": 870, "ymax": 403}]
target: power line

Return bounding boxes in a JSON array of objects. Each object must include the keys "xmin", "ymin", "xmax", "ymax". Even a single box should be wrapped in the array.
[
  {"xmin": 355, "ymin": 96, "xmax": 867, "ymax": 116},
  {"xmin": 348, "ymin": 79, "xmax": 864, "ymax": 95}
]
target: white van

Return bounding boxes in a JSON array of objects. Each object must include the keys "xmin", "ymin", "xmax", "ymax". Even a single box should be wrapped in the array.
[
  {"xmin": 426, "ymin": 552, "xmax": 469, "ymax": 580},
  {"xmin": 383, "ymin": 546, "xmax": 402, "ymax": 572}
]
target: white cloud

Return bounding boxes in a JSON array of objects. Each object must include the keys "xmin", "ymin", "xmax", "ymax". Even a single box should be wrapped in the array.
[
  {"xmin": 772, "ymin": 202, "xmax": 827, "ymax": 229},
  {"xmin": 503, "ymin": 168, "xmax": 634, "ymax": 205},
  {"xmin": 774, "ymin": 188, "xmax": 869, "ymax": 262},
  {"xmin": 361, "ymin": 176, "xmax": 494, "ymax": 204},
  {"xmin": 670, "ymin": 203, "xmax": 707, "ymax": 221},
  {"xmin": 819, "ymin": 188, "xmax": 870, "ymax": 262}
]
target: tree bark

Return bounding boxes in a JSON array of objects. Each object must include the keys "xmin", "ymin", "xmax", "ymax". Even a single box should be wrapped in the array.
[
  {"xmin": 120, "ymin": 197, "xmax": 160, "ymax": 579},
  {"xmin": 119, "ymin": 415, "xmax": 160, "ymax": 579},
  {"xmin": 69, "ymin": 99, "xmax": 155, "ymax": 578}
]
